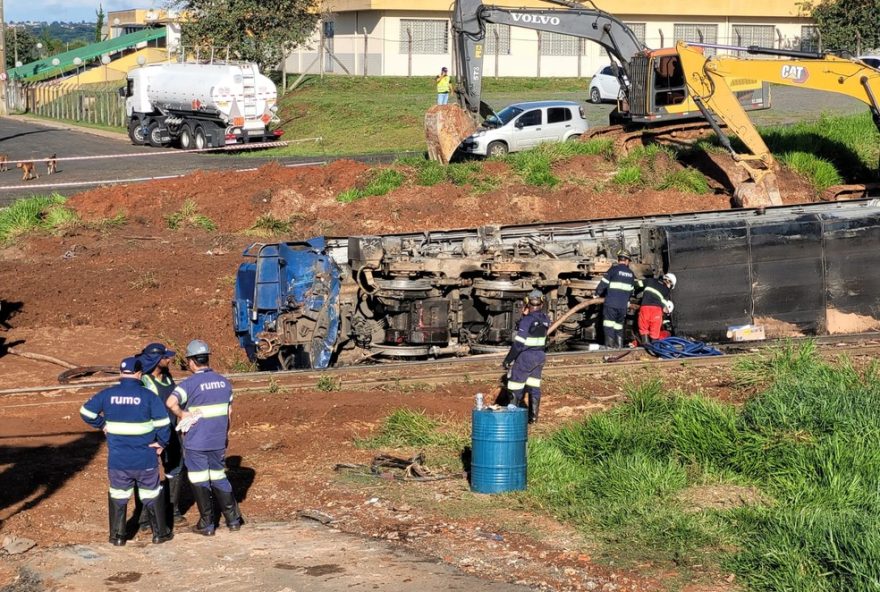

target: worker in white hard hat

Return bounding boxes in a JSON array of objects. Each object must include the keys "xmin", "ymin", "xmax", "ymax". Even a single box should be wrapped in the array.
[
  {"xmin": 165, "ymin": 339, "xmax": 243, "ymax": 536},
  {"xmin": 635, "ymin": 273, "xmax": 677, "ymax": 345},
  {"xmin": 502, "ymin": 289, "xmax": 551, "ymax": 424}
]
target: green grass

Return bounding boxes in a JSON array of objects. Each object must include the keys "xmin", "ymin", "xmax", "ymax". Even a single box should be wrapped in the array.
[
  {"xmin": 657, "ymin": 168, "xmax": 712, "ymax": 193},
  {"xmin": 337, "ymin": 168, "xmax": 406, "ymax": 203},
  {"xmin": 165, "ymin": 199, "xmax": 217, "ymax": 231},
  {"xmin": 503, "ymin": 140, "xmax": 613, "ymax": 187},
  {"xmin": 612, "ymin": 144, "xmax": 672, "ymax": 187},
  {"xmin": 247, "ymin": 214, "xmax": 293, "ymax": 236},
  {"xmin": 355, "ymin": 408, "xmax": 468, "ymax": 450},
  {"xmin": 778, "ymin": 152, "xmax": 843, "ymax": 190},
  {"xmin": 0, "ymin": 194, "xmax": 79, "ymax": 242},
  {"xmin": 521, "ymin": 342, "xmax": 880, "ymax": 590}
]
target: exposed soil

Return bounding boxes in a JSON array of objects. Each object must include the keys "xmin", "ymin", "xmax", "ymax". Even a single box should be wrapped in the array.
[{"xmin": 0, "ymin": 152, "xmax": 829, "ymax": 591}]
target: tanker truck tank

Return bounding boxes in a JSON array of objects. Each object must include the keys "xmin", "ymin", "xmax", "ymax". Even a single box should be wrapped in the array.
[{"xmin": 124, "ymin": 62, "xmax": 282, "ymax": 149}]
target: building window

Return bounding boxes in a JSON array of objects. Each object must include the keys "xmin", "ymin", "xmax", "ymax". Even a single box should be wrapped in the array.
[
  {"xmin": 732, "ymin": 24, "xmax": 775, "ymax": 53},
  {"xmin": 601, "ymin": 23, "xmax": 645, "ymax": 56},
  {"xmin": 485, "ymin": 23, "xmax": 511, "ymax": 55},
  {"xmin": 800, "ymin": 25, "xmax": 820, "ymax": 52},
  {"xmin": 541, "ymin": 32, "xmax": 583, "ymax": 56},
  {"xmin": 399, "ymin": 19, "xmax": 448, "ymax": 54},
  {"xmin": 674, "ymin": 23, "xmax": 718, "ymax": 56}
]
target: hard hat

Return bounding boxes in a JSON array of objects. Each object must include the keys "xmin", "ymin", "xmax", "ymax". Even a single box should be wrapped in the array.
[
  {"xmin": 524, "ymin": 289, "xmax": 544, "ymax": 306},
  {"xmin": 185, "ymin": 339, "xmax": 210, "ymax": 358},
  {"xmin": 663, "ymin": 273, "xmax": 677, "ymax": 289},
  {"xmin": 616, "ymin": 249, "xmax": 632, "ymax": 260}
]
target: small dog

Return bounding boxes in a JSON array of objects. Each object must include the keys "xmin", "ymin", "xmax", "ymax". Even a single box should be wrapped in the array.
[
  {"xmin": 17, "ymin": 161, "xmax": 38, "ymax": 182},
  {"xmin": 46, "ymin": 154, "xmax": 57, "ymax": 175},
  {"xmin": 0, "ymin": 154, "xmax": 8, "ymax": 172}
]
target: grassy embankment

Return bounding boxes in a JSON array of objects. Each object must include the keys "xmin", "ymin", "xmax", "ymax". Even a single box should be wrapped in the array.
[{"xmin": 359, "ymin": 343, "xmax": 880, "ymax": 591}]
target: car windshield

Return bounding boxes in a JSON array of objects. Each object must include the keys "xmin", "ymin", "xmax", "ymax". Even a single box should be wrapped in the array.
[{"xmin": 485, "ymin": 105, "xmax": 524, "ymax": 127}]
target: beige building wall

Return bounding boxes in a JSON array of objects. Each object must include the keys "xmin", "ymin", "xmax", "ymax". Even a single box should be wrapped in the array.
[{"xmin": 286, "ymin": 1, "xmax": 815, "ymax": 77}]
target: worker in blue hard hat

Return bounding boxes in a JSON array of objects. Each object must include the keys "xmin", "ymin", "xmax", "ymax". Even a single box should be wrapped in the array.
[
  {"xmin": 134, "ymin": 342, "xmax": 187, "ymax": 531},
  {"xmin": 502, "ymin": 289, "xmax": 551, "ymax": 424},
  {"xmin": 165, "ymin": 339, "xmax": 243, "ymax": 536}
]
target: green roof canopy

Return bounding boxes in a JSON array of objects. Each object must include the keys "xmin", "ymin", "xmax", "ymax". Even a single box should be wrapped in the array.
[{"xmin": 8, "ymin": 27, "xmax": 167, "ymax": 81}]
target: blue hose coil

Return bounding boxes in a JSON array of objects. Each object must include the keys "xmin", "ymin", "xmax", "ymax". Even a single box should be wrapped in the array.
[{"xmin": 643, "ymin": 336, "xmax": 723, "ymax": 359}]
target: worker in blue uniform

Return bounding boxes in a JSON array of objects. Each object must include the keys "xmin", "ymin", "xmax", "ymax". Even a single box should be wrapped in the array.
[
  {"xmin": 135, "ymin": 342, "xmax": 187, "ymax": 531},
  {"xmin": 166, "ymin": 339, "xmax": 243, "ymax": 536},
  {"xmin": 503, "ymin": 290, "xmax": 551, "ymax": 424},
  {"xmin": 80, "ymin": 357, "xmax": 173, "ymax": 546},
  {"xmin": 596, "ymin": 249, "xmax": 637, "ymax": 349}
]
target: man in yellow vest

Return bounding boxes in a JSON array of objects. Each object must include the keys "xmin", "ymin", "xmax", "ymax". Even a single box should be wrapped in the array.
[{"xmin": 435, "ymin": 67, "xmax": 451, "ymax": 105}]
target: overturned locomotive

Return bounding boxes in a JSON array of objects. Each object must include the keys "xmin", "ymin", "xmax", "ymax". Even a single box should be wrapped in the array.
[{"xmin": 233, "ymin": 200, "xmax": 880, "ymax": 369}]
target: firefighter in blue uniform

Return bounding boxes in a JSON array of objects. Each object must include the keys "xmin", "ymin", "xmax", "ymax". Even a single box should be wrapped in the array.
[
  {"xmin": 135, "ymin": 342, "xmax": 186, "ymax": 531},
  {"xmin": 503, "ymin": 289, "xmax": 550, "ymax": 424},
  {"xmin": 596, "ymin": 249, "xmax": 637, "ymax": 349},
  {"xmin": 166, "ymin": 339, "xmax": 243, "ymax": 536},
  {"xmin": 80, "ymin": 357, "xmax": 173, "ymax": 546}
]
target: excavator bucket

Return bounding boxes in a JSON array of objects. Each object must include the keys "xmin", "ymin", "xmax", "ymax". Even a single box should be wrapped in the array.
[
  {"xmin": 425, "ymin": 104, "xmax": 479, "ymax": 164},
  {"xmin": 734, "ymin": 172, "xmax": 783, "ymax": 208}
]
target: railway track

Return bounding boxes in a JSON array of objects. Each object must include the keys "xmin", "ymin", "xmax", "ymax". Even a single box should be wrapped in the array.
[{"xmin": 1, "ymin": 333, "xmax": 879, "ymax": 407}]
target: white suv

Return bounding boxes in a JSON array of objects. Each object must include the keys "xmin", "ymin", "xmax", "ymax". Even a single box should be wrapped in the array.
[{"xmin": 459, "ymin": 100, "xmax": 588, "ymax": 157}]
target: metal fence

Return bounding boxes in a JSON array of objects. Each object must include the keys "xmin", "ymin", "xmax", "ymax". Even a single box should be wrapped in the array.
[{"xmin": 7, "ymin": 80, "xmax": 126, "ymax": 128}]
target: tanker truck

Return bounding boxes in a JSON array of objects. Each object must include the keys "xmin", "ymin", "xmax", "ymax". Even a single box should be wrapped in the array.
[{"xmin": 123, "ymin": 62, "xmax": 282, "ymax": 149}]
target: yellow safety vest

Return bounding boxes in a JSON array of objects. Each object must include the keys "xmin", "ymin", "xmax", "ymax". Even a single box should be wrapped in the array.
[{"xmin": 436, "ymin": 75, "xmax": 450, "ymax": 93}]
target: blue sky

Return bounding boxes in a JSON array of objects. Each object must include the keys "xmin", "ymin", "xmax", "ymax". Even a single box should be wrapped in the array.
[{"xmin": 9, "ymin": 1, "xmax": 161, "ymax": 23}]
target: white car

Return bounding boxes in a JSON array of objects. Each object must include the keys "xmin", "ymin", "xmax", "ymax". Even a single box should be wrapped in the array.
[
  {"xmin": 858, "ymin": 55, "xmax": 880, "ymax": 69},
  {"xmin": 588, "ymin": 65, "xmax": 628, "ymax": 104},
  {"xmin": 459, "ymin": 100, "xmax": 588, "ymax": 157}
]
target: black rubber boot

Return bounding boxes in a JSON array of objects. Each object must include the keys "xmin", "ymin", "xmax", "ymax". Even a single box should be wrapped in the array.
[
  {"xmin": 135, "ymin": 496, "xmax": 150, "ymax": 532},
  {"xmin": 528, "ymin": 396, "xmax": 541, "ymax": 425},
  {"xmin": 213, "ymin": 487, "xmax": 244, "ymax": 531},
  {"xmin": 167, "ymin": 476, "xmax": 187, "ymax": 525},
  {"xmin": 639, "ymin": 334, "xmax": 650, "ymax": 346},
  {"xmin": 190, "ymin": 485, "xmax": 215, "ymax": 536},
  {"xmin": 604, "ymin": 333, "xmax": 616, "ymax": 348},
  {"xmin": 147, "ymin": 495, "xmax": 174, "ymax": 544},
  {"xmin": 107, "ymin": 494, "xmax": 128, "ymax": 546}
]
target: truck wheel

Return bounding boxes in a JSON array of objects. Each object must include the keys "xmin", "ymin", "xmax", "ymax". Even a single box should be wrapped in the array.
[
  {"xmin": 147, "ymin": 122, "xmax": 166, "ymax": 148},
  {"xmin": 487, "ymin": 141, "xmax": 508, "ymax": 158},
  {"xmin": 178, "ymin": 125, "xmax": 194, "ymax": 150},
  {"xmin": 194, "ymin": 126, "xmax": 207, "ymax": 150},
  {"xmin": 128, "ymin": 121, "xmax": 146, "ymax": 145}
]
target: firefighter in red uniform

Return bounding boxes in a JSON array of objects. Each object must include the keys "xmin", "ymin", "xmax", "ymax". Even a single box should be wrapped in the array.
[{"xmin": 636, "ymin": 273, "xmax": 676, "ymax": 344}]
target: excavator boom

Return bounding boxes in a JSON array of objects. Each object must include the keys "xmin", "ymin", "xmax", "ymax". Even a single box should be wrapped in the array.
[{"xmin": 677, "ymin": 40, "xmax": 880, "ymax": 206}]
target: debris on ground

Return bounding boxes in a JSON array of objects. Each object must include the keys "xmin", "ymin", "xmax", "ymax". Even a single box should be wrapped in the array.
[{"xmin": 335, "ymin": 453, "xmax": 461, "ymax": 482}]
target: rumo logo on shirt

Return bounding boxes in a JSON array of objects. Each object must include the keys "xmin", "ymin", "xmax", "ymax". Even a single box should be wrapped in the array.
[
  {"xmin": 110, "ymin": 396, "xmax": 142, "ymax": 405},
  {"xmin": 199, "ymin": 381, "xmax": 227, "ymax": 391}
]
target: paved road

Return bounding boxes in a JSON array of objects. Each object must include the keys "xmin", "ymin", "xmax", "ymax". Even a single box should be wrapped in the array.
[
  {"xmin": 7, "ymin": 520, "xmax": 533, "ymax": 592},
  {"xmin": 0, "ymin": 118, "xmax": 409, "ymax": 206},
  {"xmin": 0, "ymin": 85, "xmax": 868, "ymax": 205}
]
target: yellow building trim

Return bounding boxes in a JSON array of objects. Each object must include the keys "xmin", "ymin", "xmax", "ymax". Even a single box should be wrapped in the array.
[{"xmin": 325, "ymin": 0, "xmax": 808, "ymax": 18}]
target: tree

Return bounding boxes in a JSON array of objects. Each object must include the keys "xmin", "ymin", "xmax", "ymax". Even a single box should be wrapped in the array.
[
  {"xmin": 173, "ymin": 0, "xmax": 320, "ymax": 70},
  {"xmin": 6, "ymin": 26, "xmax": 40, "ymax": 68},
  {"xmin": 95, "ymin": 4, "xmax": 105, "ymax": 43},
  {"xmin": 805, "ymin": 0, "xmax": 880, "ymax": 53}
]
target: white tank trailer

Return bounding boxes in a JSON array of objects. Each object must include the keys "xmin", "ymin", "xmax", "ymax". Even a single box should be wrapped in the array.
[{"xmin": 123, "ymin": 62, "xmax": 281, "ymax": 149}]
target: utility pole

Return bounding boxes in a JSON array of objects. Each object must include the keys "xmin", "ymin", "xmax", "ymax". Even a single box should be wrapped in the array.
[{"xmin": 0, "ymin": 0, "xmax": 7, "ymax": 116}]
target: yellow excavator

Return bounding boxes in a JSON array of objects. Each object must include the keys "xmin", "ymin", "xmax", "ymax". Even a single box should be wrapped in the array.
[
  {"xmin": 676, "ymin": 40, "xmax": 880, "ymax": 207},
  {"xmin": 426, "ymin": 0, "xmax": 771, "ymax": 164}
]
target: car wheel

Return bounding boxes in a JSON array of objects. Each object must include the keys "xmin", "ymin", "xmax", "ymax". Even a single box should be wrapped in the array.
[
  {"xmin": 566, "ymin": 134, "xmax": 581, "ymax": 142},
  {"xmin": 589, "ymin": 87, "xmax": 602, "ymax": 104},
  {"xmin": 148, "ymin": 122, "xmax": 166, "ymax": 147},
  {"xmin": 128, "ymin": 121, "xmax": 146, "ymax": 145},
  {"xmin": 487, "ymin": 141, "xmax": 508, "ymax": 158},
  {"xmin": 178, "ymin": 124, "xmax": 194, "ymax": 149},
  {"xmin": 194, "ymin": 126, "xmax": 207, "ymax": 150}
]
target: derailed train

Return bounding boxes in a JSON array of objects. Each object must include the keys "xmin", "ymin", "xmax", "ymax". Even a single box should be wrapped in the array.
[{"xmin": 233, "ymin": 200, "xmax": 880, "ymax": 369}]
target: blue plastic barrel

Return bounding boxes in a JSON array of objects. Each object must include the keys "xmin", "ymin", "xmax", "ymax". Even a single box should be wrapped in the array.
[{"xmin": 470, "ymin": 407, "xmax": 528, "ymax": 494}]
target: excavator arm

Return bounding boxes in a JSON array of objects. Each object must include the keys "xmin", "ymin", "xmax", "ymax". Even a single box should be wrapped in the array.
[
  {"xmin": 452, "ymin": 0, "xmax": 645, "ymax": 119},
  {"xmin": 426, "ymin": 0, "xmax": 646, "ymax": 164},
  {"xmin": 676, "ymin": 40, "xmax": 880, "ymax": 206}
]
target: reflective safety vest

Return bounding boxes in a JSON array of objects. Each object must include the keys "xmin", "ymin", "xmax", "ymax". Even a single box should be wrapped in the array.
[
  {"xmin": 172, "ymin": 368, "xmax": 233, "ymax": 452},
  {"xmin": 596, "ymin": 263, "xmax": 636, "ymax": 308},
  {"xmin": 636, "ymin": 277, "xmax": 671, "ymax": 309},
  {"xmin": 503, "ymin": 309, "xmax": 551, "ymax": 367},
  {"xmin": 436, "ymin": 75, "xmax": 450, "ymax": 93},
  {"xmin": 80, "ymin": 377, "xmax": 171, "ymax": 470}
]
